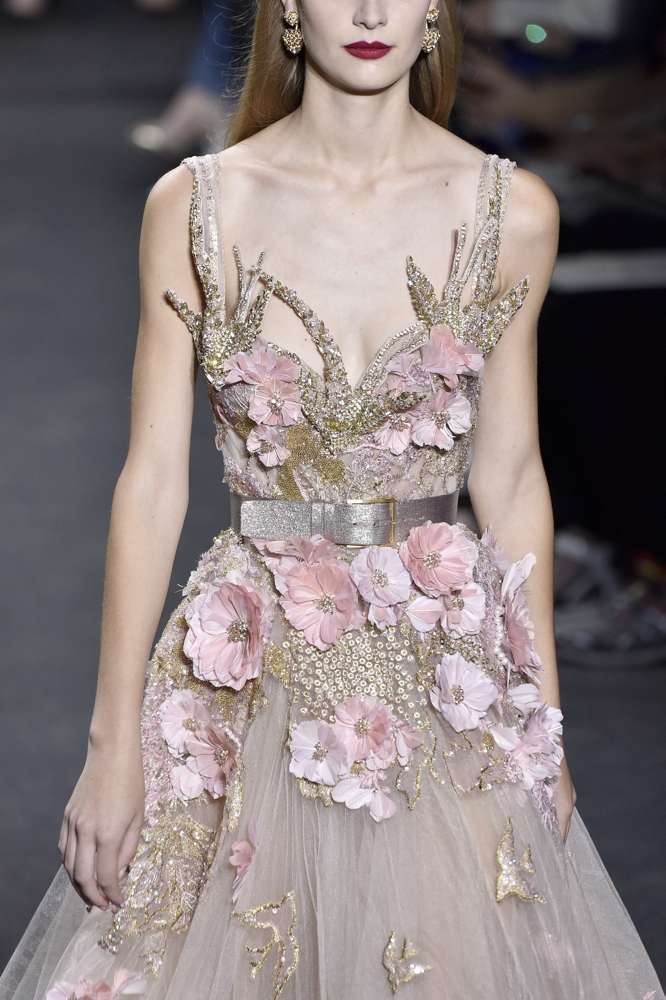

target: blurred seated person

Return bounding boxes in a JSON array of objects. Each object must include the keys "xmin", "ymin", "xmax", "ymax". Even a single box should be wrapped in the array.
[{"xmin": 456, "ymin": 0, "xmax": 666, "ymax": 666}]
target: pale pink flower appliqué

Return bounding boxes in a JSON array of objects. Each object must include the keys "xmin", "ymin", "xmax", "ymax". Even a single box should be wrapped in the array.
[
  {"xmin": 350, "ymin": 546, "xmax": 411, "ymax": 630},
  {"xmin": 47, "ymin": 971, "xmax": 147, "ymax": 1000},
  {"xmin": 184, "ymin": 578, "xmax": 273, "ymax": 690},
  {"xmin": 501, "ymin": 554, "xmax": 543, "ymax": 681},
  {"xmin": 383, "ymin": 354, "xmax": 419, "ymax": 392},
  {"xmin": 331, "ymin": 770, "xmax": 397, "ymax": 823},
  {"xmin": 430, "ymin": 652, "xmax": 498, "ymax": 732},
  {"xmin": 481, "ymin": 522, "xmax": 510, "ymax": 576},
  {"xmin": 405, "ymin": 595, "xmax": 444, "ymax": 632},
  {"xmin": 334, "ymin": 694, "xmax": 396, "ymax": 766},
  {"xmin": 410, "ymin": 388, "xmax": 472, "ymax": 451},
  {"xmin": 246, "ymin": 425, "xmax": 291, "ymax": 467},
  {"xmin": 289, "ymin": 719, "xmax": 350, "ymax": 785},
  {"xmin": 224, "ymin": 337, "xmax": 299, "ymax": 386},
  {"xmin": 400, "ymin": 520, "xmax": 477, "ymax": 598},
  {"xmin": 392, "ymin": 718, "xmax": 426, "ymax": 766},
  {"xmin": 229, "ymin": 815, "xmax": 259, "ymax": 903},
  {"xmin": 255, "ymin": 534, "xmax": 336, "ymax": 596},
  {"xmin": 184, "ymin": 723, "xmax": 237, "ymax": 798},
  {"xmin": 374, "ymin": 413, "xmax": 414, "ymax": 455},
  {"xmin": 509, "ymin": 682, "xmax": 541, "ymax": 717},
  {"xmin": 159, "ymin": 689, "xmax": 211, "ymax": 756},
  {"xmin": 491, "ymin": 705, "xmax": 563, "ymax": 792},
  {"xmin": 248, "ymin": 377, "xmax": 302, "ymax": 427},
  {"xmin": 280, "ymin": 559, "xmax": 364, "ymax": 650},
  {"xmin": 440, "ymin": 581, "xmax": 486, "ymax": 637},
  {"xmin": 170, "ymin": 760, "xmax": 205, "ymax": 803},
  {"xmin": 420, "ymin": 324, "xmax": 484, "ymax": 388}
]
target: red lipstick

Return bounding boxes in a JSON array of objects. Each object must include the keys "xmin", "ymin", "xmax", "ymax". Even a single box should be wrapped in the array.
[{"xmin": 343, "ymin": 41, "xmax": 393, "ymax": 60}]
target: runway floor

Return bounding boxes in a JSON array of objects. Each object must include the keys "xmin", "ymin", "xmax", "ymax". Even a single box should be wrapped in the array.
[{"xmin": 0, "ymin": 0, "xmax": 664, "ymax": 982}]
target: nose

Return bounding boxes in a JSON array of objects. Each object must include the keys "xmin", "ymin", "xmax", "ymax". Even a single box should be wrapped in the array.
[{"xmin": 353, "ymin": 0, "xmax": 388, "ymax": 31}]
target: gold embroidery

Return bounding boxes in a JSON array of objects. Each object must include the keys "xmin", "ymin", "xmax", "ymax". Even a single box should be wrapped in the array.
[
  {"xmin": 232, "ymin": 890, "xmax": 300, "ymax": 998},
  {"xmin": 275, "ymin": 423, "xmax": 346, "ymax": 500},
  {"xmin": 264, "ymin": 641, "xmax": 291, "ymax": 685},
  {"xmin": 495, "ymin": 816, "xmax": 546, "ymax": 904},
  {"xmin": 296, "ymin": 776, "xmax": 333, "ymax": 806},
  {"xmin": 382, "ymin": 931, "xmax": 432, "ymax": 994},
  {"xmin": 99, "ymin": 806, "xmax": 217, "ymax": 976}
]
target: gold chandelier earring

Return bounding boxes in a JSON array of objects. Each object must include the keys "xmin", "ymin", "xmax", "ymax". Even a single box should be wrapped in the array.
[
  {"xmin": 422, "ymin": 8, "xmax": 441, "ymax": 53},
  {"xmin": 282, "ymin": 11, "xmax": 304, "ymax": 55}
]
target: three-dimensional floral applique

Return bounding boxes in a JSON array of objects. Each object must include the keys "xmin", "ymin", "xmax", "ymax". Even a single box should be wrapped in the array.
[
  {"xmin": 420, "ymin": 324, "xmax": 484, "ymax": 388},
  {"xmin": 350, "ymin": 546, "xmax": 411, "ymax": 630},
  {"xmin": 246, "ymin": 425, "xmax": 291, "ymax": 467},
  {"xmin": 230, "ymin": 815, "xmax": 259, "ymax": 903},
  {"xmin": 280, "ymin": 558, "xmax": 365, "ymax": 651},
  {"xmin": 289, "ymin": 720, "xmax": 349, "ymax": 786},
  {"xmin": 410, "ymin": 389, "xmax": 472, "ymax": 451},
  {"xmin": 400, "ymin": 520, "xmax": 477, "ymax": 598},
  {"xmin": 430, "ymin": 652, "xmax": 499, "ymax": 732},
  {"xmin": 46, "ymin": 969, "xmax": 147, "ymax": 1000}
]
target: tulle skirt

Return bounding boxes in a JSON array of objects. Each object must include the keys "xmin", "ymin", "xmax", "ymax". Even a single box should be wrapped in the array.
[{"xmin": 1, "ymin": 528, "xmax": 663, "ymax": 1000}]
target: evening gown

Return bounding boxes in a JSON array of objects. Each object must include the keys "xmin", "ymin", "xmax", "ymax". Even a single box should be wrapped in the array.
[{"xmin": 1, "ymin": 153, "xmax": 663, "ymax": 1000}]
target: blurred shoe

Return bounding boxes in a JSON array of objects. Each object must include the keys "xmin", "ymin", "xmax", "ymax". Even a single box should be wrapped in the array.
[{"xmin": 129, "ymin": 85, "xmax": 232, "ymax": 160}]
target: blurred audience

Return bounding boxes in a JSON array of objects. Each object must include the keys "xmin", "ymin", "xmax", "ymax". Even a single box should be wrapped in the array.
[
  {"xmin": 130, "ymin": 0, "xmax": 254, "ymax": 157},
  {"xmin": 3, "ymin": 0, "xmax": 183, "ymax": 18},
  {"xmin": 457, "ymin": 0, "xmax": 666, "ymax": 667}
]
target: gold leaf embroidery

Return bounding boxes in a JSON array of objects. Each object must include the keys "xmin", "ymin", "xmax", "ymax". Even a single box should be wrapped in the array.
[
  {"xmin": 495, "ymin": 816, "xmax": 546, "ymax": 904},
  {"xmin": 232, "ymin": 890, "xmax": 300, "ymax": 998},
  {"xmin": 382, "ymin": 931, "xmax": 432, "ymax": 994},
  {"xmin": 98, "ymin": 806, "xmax": 217, "ymax": 977}
]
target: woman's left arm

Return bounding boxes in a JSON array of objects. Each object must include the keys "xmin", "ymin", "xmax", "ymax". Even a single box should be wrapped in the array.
[{"xmin": 467, "ymin": 168, "xmax": 577, "ymax": 839}]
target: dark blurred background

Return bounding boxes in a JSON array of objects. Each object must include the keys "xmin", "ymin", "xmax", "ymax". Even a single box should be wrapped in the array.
[{"xmin": 0, "ymin": 0, "xmax": 664, "ymax": 983}]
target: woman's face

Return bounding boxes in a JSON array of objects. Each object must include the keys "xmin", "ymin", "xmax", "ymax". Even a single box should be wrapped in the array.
[{"xmin": 282, "ymin": 0, "xmax": 436, "ymax": 93}]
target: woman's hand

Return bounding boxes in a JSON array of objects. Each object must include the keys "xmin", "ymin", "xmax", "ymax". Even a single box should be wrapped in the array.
[
  {"xmin": 552, "ymin": 754, "xmax": 577, "ymax": 842},
  {"xmin": 58, "ymin": 738, "xmax": 145, "ymax": 911}
]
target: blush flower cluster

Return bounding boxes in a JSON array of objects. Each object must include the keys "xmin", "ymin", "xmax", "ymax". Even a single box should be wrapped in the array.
[
  {"xmin": 159, "ymin": 688, "xmax": 239, "ymax": 803},
  {"xmin": 288, "ymin": 694, "xmax": 424, "ymax": 823},
  {"xmin": 224, "ymin": 337, "xmax": 302, "ymax": 467},
  {"xmin": 46, "ymin": 970, "xmax": 146, "ymax": 1000}
]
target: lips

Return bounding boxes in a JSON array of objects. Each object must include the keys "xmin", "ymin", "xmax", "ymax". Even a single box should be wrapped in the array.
[{"xmin": 343, "ymin": 41, "xmax": 393, "ymax": 60}]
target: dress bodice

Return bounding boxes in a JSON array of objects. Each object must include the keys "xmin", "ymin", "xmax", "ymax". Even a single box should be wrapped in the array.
[{"xmin": 166, "ymin": 153, "xmax": 529, "ymax": 503}]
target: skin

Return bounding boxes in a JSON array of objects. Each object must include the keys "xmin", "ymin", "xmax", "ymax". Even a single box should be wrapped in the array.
[{"xmin": 59, "ymin": 0, "xmax": 575, "ymax": 912}]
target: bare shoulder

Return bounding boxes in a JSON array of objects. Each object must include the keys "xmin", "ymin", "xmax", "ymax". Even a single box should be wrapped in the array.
[
  {"xmin": 141, "ymin": 163, "xmax": 194, "ymax": 240},
  {"xmin": 506, "ymin": 167, "xmax": 560, "ymax": 242}
]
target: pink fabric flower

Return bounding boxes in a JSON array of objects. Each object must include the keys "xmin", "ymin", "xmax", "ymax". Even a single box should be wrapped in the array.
[
  {"xmin": 185, "ymin": 723, "xmax": 237, "ymax": 798},
  {"xmin": 334, "ymin": 694, "xmax": 395, "ymax": 765},
  {"xmin": 224, "ymin": 337, "xmax": 299, "ymax": 386},
  {"xmin": 405, "ymin": 595, "xmax": 444, "ymax": 632},
  {"xmin": 504, "ymin": 592, "xmax": 542, "ymax": 680},
  {"xmin": 410, "ymin": 389, "xmax": 472, "ymax": 451},
  {"xmin": 481, "ymin": 523, "xmax": 510, "ymax": 576},
  {"xmin": 440, "ymin": 581, "xmax": 486, "ymax": 637},
  {"xmin": 281, "ymin": 559, "xmax": 364, "ymax": 650},
  {"xmin": 230, "ymin": 816, "xmax": 259, "ymax": 903},
  {"xmin": 170, "ymin": 761, "xmax": 205, "ymax": 802},
  {"xmin": 420, "ymin": 325, "xmax": 484, "ymax": 388},
  {"xmin": 254, "ymin": 535, "xmax": 336, "ymax": 596},
  {"xmin": 246, "ymin": 425, "xmax": 291, "ymax": 467},
  {"xmin": 384, "ymin": 354, "xmax": 419, "ymax": 392},
  {"xmin": 509, "ymin": 682, "xmax": 541, "ymax": 717},
  {"xmin": 331, "ymin": 770, "xmax": 397, "ymax": 822},
  {"xmin": 47, "ymin": 972, "xmax": 146, "ymax": 1000},
  {"xmin": 392, "ymin": 718, "xmax": 426, "ymax": 766},
  {"xmin": 491, "ymin": 704, "xmax": 564, "ymax": 792},
  {"xmin": 248, "ymin": 377, "xmax": 302, "ymax": 427},
  {"xmin": 350, "ymin": 546, "xmax": 411, "ymax": 630},
  {"xmin": 159, "ymin": 689, "xmax": 211, "ymax": 756},
  {"xmin": 184, "ymin": 578, "xmax": 273, "ymax": 690},
  {"xmin": 289, "ymin": 719, "xmax": 350, "ymax": 785},
  {"xmin": 430, "ymin": 653, "xmax": 498, "ymax": 732},
  {"xmin": 400, "ymin": 520, "xmax": 477, "ymax": 598},
  {"xmin": 374, "ymin": 413, "xmax": 414, "ymax": 455}
]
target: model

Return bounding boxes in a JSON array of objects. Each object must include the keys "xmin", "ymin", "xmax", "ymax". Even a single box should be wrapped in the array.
[{"xmin": 1, "ymin": 1, "xmax": 663, "ymax": 998}]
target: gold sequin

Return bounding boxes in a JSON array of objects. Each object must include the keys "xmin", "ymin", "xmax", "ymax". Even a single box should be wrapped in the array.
[
  {"xmin": 232, "ymin": 890, "xmax": 300, "ymax": 998},
  {"xmin": 382, "ymin": 931, "xmax": 432, "ymax": 994},
  {"xmin": 495, "ymin": 816, "xmax": 546, "ymax": 904}
]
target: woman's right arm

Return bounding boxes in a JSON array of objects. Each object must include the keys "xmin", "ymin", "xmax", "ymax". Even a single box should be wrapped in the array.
[{"xmin": 58, "ymin": 165, "xmax": 203, "ymax": 913}]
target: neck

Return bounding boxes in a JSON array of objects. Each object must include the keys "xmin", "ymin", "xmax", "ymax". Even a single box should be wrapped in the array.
[{"xmin": 284, "ymin": 60, "xmax": 422, "ymax": 180}]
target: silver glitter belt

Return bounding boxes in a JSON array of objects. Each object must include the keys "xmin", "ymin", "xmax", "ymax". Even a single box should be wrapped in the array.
[{"xmin": 230, "ymin": 491, "xmax": 459, "ymax": 546}]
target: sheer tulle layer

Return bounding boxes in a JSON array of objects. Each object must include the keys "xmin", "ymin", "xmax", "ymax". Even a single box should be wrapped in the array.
[{"xmin": 2, "ymin": 528, "xmax": 663, "ymax": 1000}]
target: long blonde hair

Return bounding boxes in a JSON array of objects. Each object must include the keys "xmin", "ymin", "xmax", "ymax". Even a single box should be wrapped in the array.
[{"xmin": 228, "ymin": 0, "xmax": 462, "ymax": 146}]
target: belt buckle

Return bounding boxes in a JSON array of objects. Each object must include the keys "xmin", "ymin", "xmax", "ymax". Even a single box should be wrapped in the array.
[{"xmin": 346, "ymin": 496, "xmax": 396, "ymax": 547}]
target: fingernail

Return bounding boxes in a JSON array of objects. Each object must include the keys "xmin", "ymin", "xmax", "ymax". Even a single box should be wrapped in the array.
[{"xmin": 110, "ymin": 904, "xmax": 119, "ymax": 914}]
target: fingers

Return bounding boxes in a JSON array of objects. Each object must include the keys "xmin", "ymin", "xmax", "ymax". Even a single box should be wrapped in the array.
[
  {"xmin": 95, "ymin": 839, "xmax": 124, "ymax": 909},
  {"xmin": 73, "ymin": 835, "xmax": 110, "ymax": 910}
]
